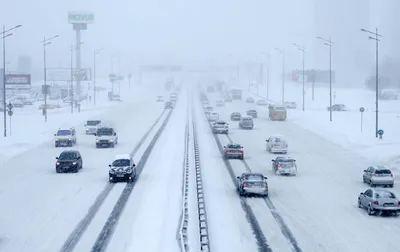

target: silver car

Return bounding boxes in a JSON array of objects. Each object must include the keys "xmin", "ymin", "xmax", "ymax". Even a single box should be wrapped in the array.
[
  {"xmin": 237, "ymin": 172, "xmax": 268, "ymax": 197},
  {"xmin": 266, "ymin": 135, "xmax": 288, "ymax": 154},
  {"xmin": 358, "ymin": 188, "xmax": 400, "ymax": 216},
  {"xmin": 212, "ymin": 120, "xmax": 228, "ymax": 134},
  {"xmin": 246, "ymin": 109, "xmax": 257, "ymax": 118},
  {"xmin": 363, "ymin": 165, "xmax": 394, "ymax": 187},
  {"xmin": 239, "ymin": 116, "xmax": 254, "ymax": 129}
]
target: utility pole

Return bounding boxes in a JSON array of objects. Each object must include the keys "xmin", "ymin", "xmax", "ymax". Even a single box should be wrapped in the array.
[
  {"xmin": 275, "ymin": 48, "xmax": 285, "ymax": 104},
  {"xmin": 1, "ymin": 24, "xmax": 21, "ymax": 137},
  {"xmin": 93, "ymin": 48, "xmax": 103, "ymax": 106},
  {"xmin": 41, "ymin": 35, "xmax": 59, "ymax": 122},
  {"xmin": 361, "ymin": 27, "xmax": 382, "ymax": 138},
  {"xmin": 293, "ymin": 43, "xmax": 306, "ymax": 111},
  {"xmin": 317, "ymin": 36, "xmax": 334, "ymax": 122}
]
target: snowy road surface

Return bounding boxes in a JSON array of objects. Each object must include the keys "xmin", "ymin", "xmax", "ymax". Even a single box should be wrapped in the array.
[
  {"xmin": 105, "ymin": 91, "xmax": 187, "ymax": 252},
  {"xmin": 208, "ymin": 93, "xmax": 400, "ymax": 252},
  {"xmin": 0, "ymin": 89, "xmax": 165, "ymax": 252}
]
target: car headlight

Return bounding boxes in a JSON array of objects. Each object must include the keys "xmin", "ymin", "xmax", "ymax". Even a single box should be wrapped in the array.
[
  {"xmin": 72, "ymin": 162, "xmax": 77, "ymax": 165},
  {"xmin": 109, "ymin": 139, "xmax": 114, "ymax": 142},
  {"xmin": 55, "ymin": 139, "xmax": 59, "ymax": 141},
  {"xmin": 56, "ymin": 162, "xmax": 60, "ymax": 165},
  {"xmin": 69, "ymin": 139, "xmax": 72, "ymax": 141},
  {"xmin": 126, "ymin": 168, "xmax": 132, "ymax": 173},
  {"xmin": 96, "ymin": 139, "xmax": 99, "ymax": 142},
  {"xmin": 109, "ymin": 169, "xmax": 115, "ymax": 174},
  {"xmin": 86, "ymin": 128, "xmax": 89, "ymax": 131}
]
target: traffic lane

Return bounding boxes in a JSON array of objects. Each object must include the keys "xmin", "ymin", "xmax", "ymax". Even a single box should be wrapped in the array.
[
  {"xmin": 220, "ymin": 105, "xmax": 400, "ymax": 252},
  {"xmin": 0, "ymin": 100, "xmax": 165, "ymax": 252}
]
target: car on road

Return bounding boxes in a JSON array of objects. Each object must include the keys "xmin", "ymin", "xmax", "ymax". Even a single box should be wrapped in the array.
[
  {"xmin": 245, "ymin": 97, "xmax": 254, "ymax": 103},
  {"xmin": 55, "ymin": 150, "xmax": 83, "ymax": 173},
  {"xmin": 358, "ymin": 188, "xmax": 400, "ymax": 216},
  {"xmin": 239, "ymin": 116, "xmax": 254, "ymax": 129},
  {"xmin": 271, "ymin": 156, "xmax": 297, "ymax": 176},
  {"xmin": 363, "ymin": 165, "xmax": 394, "ymax": 187},
  {"xmin": 237, "ymin": 172, "xmax": 268, "ymax": 197},
  {"xmin": 246, "ymin": 109, "xmax": 257, "ymax": 118},
  {"xmin": 230, "ymin": 112, "xmax": 241, "ymax": 121},
  {"xmin": 164, "ymin": 101, "xmax": 174, "ymax": 109},
  {"xmin": 223, "ymin": 143, "xmax": 244, "ymax": 159},
  {"xmin": 212, "ymin": 120, "xmax": 229, "ymax": 134},
  {"xmin": 85, "ymin": 120, "xmax": 101, "ymax": 135},
  {"xmin": 156, "ymin": 96, "xmax": 164, "ymax": 102},
  {"xmin": 216, "ymin": 100, "xmax": 225, "ymax": 107},
  {"xmin": 95, "ymin": 126, "xmax": 118, "ymax": 148},
  {"xmin": 256, "ymin": 100, "xmax": 268, "ymax": 106},
  {"xmin": 283, "ymin": 101, "xmax": 297, "ymax": 109},
  {"xmin": 109, "ymin": 154, "xmax": 136, "ymax": 183},
  {"xmin": 266, "ymin": 135, "xmax": 288, "ymax": 154},
  {"xmin": 208, "ymin": 112, "xmax": 219, "ymax": 122},
  {"xmin": 327, "ymin": 104, "xmax": 347, "ymax": 111},
  {"xmin": 204, "ymin": 106, "xmax": 213, "ymax": 112},
  {"xmin": 225, "ymin": 96, "xmax": 232, "ymax": 102},
  {"xmin": 54, "ymin": 128, "xmax": 77, "ymax": 147}
]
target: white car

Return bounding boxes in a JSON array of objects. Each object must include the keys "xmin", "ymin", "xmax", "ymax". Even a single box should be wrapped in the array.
[
  {"xmin": 266, "ymin": 135, "xmax": 288, "ymax": 154},
  {"xmin": 85, "ymin": 120, "xmax": 101, "ymax": 135},
  {"xmin": 216, "ymin": 100, "xmax": 225, "ymax": 107},
  {"xmin": 95, "ymin": 126, "xmax": 118, "ymax": 148},
  {"xmin": 256, "ymin": 100, "xmax": 268, "ymax": 106},
  {"xmin": 156, "ymin": 96, "xmax": 164, "ymax": 102},
  {"xmin": 208, "ymin": 112, "xmax": 219, "ymax": 122},
  {"xmin": 283, "ymin": 101, "xmax": 297, "ymax": 109},
  {"xmin": 212, "ymin": 120, "xmax": 229, "ymax": 134},
  {"xmin": 54, "ymin": 128, "xmax": 77, "ymax": 147}
]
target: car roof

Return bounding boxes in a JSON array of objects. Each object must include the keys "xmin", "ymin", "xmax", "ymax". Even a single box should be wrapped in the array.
[
  {"xmin": 115, "ymin": 154, "xmax": 130, "ymax": 160},
  {"xmin": 215, "ymin": 120, "xmax": 226, "ymax": 123},
  {"xmin": 232, "ymin": 112, "xmax": 240, "ymax": 114},
  {"xmin": 276, "ymin": 157, "xmax": 295, "ymax": 161},
  {"xmin": 247, "ymin": 109, "xmax": 256, "ymax": 112},
  {"xmin": 243, "ymin": 172, "xmax": 264, "ymax": 177},
  {"xmin": 227, "ymin": 143, "xmax": 241, "ymax": 146}
]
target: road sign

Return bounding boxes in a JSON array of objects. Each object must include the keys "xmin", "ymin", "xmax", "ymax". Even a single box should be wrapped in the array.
[
  {"xmin": 359, "ymin": 107, "xmax": 365, "ymax": 112},
  {"xmin": 68, "ymin": 12, "xmax": 94, "ymax": 24},
  {"xmin": 7, "ymin": 102, "xmax": 13, "ymax": 111},
  {"xmin": 377, "ymin": 129, "xmax": 384, "ymax": 135},
  {"xmin": 7, "ymin": 110, "xmax": 13, "ymax": 116}
]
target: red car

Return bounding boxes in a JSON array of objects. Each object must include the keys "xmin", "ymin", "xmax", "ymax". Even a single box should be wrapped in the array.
[{"xmin": 223, "ymin": 143, "xmax": 244, "ymax": 159}]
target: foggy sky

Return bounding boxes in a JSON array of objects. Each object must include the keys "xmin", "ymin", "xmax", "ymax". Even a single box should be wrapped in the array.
[{"xmin": 0, "ymin": 0, "xmax": 394, "ymax": 83}]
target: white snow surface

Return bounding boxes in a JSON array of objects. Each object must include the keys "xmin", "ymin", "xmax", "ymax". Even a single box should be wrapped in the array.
[
  {"xmin": 0, "ymin": 83, "xmax": 166, "ymax": 252},
  {"xmin": 207, "ymin": 91, "xmax": 400, "ymax": 252},
  {"xmin": 106, "ymin": 91, "xmax": 187, "ymax": 252}
]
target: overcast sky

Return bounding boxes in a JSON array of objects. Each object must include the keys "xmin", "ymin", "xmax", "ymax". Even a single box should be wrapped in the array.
[{"xmin": 0, "ymin": 0, "xmax": 394, "ymax": 83}]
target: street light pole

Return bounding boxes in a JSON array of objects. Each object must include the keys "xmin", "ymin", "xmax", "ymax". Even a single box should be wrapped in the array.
[
  {"xmin": 361, "ymin": 28, "xmax": 382, "ymax": 138},
  {"xmin": 1, "ymin": 24, "xmax": 21, "ymax": 137},
  {"xmin": 41, "ymin": 35, "xmax": 59, "ymax": 122},
  {"xmin": 317, "ymin": 36, "xmax": 334, "ymax": 122},
  {"xmin": 94, "ymin": 48, "xmax": 103, "ymax": 106},
  {"xmin": 293, "ymin": 43, "xmax": 306, "ymax": 111},
  {"xmin": 275, "ymin": 48, "xmax": 285, "ymax": 104}
]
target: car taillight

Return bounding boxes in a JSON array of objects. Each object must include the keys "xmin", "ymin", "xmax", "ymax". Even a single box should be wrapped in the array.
[
  {"xmin": 277, "ymin": 165, "xmax": 282, "ymax": 169},
  {"xmin": 373, "ymin": 201, "xmax": 379, "ymax": 205},
  {"xmin": 398, "ymin": 202, "xmax": 400, "ymax": 206},
  {"xmin": 243, "ymin": 183, "xmax": 248, "ymax": 187},
  {"xmin": 372, "ymin": 174, "xmax": 376, "ymax": 176},
  {"xmin": 239, "ymin": 150, "xmax": 243, "ymax": 153}
]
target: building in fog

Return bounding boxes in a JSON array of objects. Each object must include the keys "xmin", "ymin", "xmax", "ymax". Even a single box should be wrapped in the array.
[
  {"xmin": 313, "ymin": 0, "xmax": 371, "ymax": 86},
  {"xmin": 17, "ymin": 56, "xmax": 31, "ymax": 74}
]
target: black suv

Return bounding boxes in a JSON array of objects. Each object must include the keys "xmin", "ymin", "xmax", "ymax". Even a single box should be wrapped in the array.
[{"xmin": 56, "ymin": 150, "xmax": 83, "ymax": 173}]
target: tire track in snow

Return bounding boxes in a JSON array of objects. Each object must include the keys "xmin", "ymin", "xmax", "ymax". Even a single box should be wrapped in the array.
[
  {"xmin": 224, "ymin": 133, "xmax": 303, "ymax": 252},
  {"xmin": 59, "ymin": 109, "xmax": 167, "ymax": 252},
  {"xmin": 90, "ymin": 108, "xmax": 174, "ymax": 252}
]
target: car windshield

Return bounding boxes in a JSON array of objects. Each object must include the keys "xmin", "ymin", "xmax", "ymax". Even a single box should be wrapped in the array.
[
  {"xmin": 242, "ymin": 118, "xmax": 252, "ymax": 121},
  {"xmin": 86, "ymin": 120, "xmax": 101, "ymax": 126},
  {"xmin": 97, "ymin": 129, "xmax": 113, "ymax": 136},
  {"xmin": 216, "ymin": 122, "xmax": 226, "ymax": 125},
  {"xmin": 248, "ymin": 110, "xmax": 256, "ymax": 113},
  {"xmin": 57, "ymin": 130, "xmax": 71, "ymax": 136},
  {"xmin": 228, "ymin": 144, "xmax": 241, "ymax": 149},
  {"xmin": 375, "ymin": 169, "xmax": 392, "ymax": 175},
  {"xmin": 112, "ymin": 159, "xmax": 130, "ymax": 167},
  {"xmin": 244, "ymin": 174, "xmax": 263, "ymax": 181},
  {"xmin": 274, "ymin": 138, "xmax": 282, "ymax": 142},
  {"xmin": 59, "ymin": 152, "xmax": 77, "ymax": 160},
  {"xmin": 280, "ymin": 160, "xmax": 295, "ymax": 167},
  {"xmin": 375, "ymin": 191, "xmax": 396, "ymax": 199}
]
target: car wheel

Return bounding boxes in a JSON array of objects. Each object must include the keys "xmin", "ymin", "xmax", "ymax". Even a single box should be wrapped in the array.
[
  {"xmin": 367, "ymin": 205, "xmax": 374, "ymax": 215},
  {"xmin": 240, "ymin": 156, "xmax": 244, "ymax": 160},
  {"xmin": 56, "ymin": 168, "xmax": 61, "ymax": 173},
  {"xmin": 389, "ymin": 184, "xmax": 394, "ymax": 188},
  {"xmin": 69, "ymin": 141, "xmax": 73, "ymax": 147},
  {"xmin": 55, "ymin": 143, "xmax": 58, "ymax": 148},
  {"xmin": 73, "ymin": 167, "xmax": 79, "ymax": 173},
  {"xmin": 358, "ymin": 199, "xmax": 362, "ymax": 208}
]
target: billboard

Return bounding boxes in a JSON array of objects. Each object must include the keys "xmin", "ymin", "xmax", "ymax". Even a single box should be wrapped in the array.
[
  {"xmin": 46, "ymin": 68, "xmax": 92, "ymax": 81},
  {"xmin": 68, "ymin": 12, "xmax": 94, "ymax": 24},
  {"xmin": 0, "ymin": 71, "xmax": 31, "ymax": 89}
]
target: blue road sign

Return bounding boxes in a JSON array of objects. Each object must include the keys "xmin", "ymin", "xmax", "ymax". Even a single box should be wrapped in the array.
[{"xmin": 377, "ymin": 129, "xmax": 384, "ymax": 136}]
